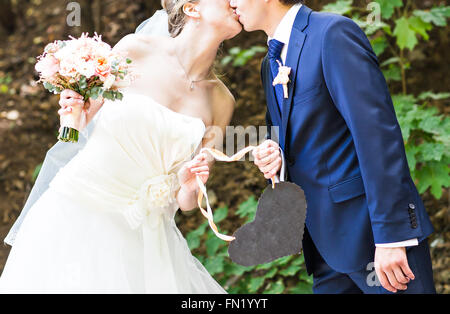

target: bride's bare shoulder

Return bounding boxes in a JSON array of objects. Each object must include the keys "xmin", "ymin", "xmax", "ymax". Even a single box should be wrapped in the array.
[{"xmin": 113, "ymin": 33, "xmax": 171, "ymax": 56}]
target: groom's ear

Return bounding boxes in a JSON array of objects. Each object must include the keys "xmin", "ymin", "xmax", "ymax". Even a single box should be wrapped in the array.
[{"xmin": 183, "ymin": 2, "xmax": 201, "ymax": 19}]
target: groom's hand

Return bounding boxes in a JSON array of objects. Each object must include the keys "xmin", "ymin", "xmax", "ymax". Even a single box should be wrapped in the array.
[
  {"xmin": 374, "ymin": 247, "xmax": 415, "ymax": 293},
  {"xmin": 253, "ymin": 140, "xmax": 282, "ymax": 179}
]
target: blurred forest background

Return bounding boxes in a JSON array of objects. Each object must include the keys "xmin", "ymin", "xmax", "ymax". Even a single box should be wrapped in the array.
[{"xmin": 0, "ymin": 0, "xmax": 448, "ymax": 293}]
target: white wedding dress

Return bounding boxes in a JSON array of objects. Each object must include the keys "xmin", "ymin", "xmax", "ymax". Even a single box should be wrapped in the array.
[{"xmin": 0, "ymin": 91, "xmax": 226, "ymax": 294}]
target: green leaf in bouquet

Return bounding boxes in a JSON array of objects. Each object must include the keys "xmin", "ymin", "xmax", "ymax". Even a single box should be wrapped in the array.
[
  {"xmin": 126, "ymin": 58, "xmax": 132, "ymax": 64},
  {"xmin": 43, "ymin": 82, "xmax": 62, "ymax": 94},
  {"xmin": 89, "ymin": 86, "xmax": 103, "ymax": 100},
  {"xmin": 79, "ymin": 75, "xmax": 88, "ymax": 89},
  {"xmin": 102, "ymin": 90, "xmax": 115, "ymax": 100}
]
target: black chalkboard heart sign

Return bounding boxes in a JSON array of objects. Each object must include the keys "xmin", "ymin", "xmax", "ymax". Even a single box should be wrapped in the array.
[{"xmin": 228, "ymin": 182, "xmax": 307, "ymax": 267}]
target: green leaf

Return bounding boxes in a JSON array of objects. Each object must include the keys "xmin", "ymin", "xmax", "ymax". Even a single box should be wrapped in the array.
[
  {"xmin": 289, "ymin": 281, "xmax": 313, "ymax": 294},
  {"xmin": 299, "ymin": 269, "xmax": 314, "ymax": 284},
  {"xmin": 375, "ymin": 0, "xmax": 403, "ymax": 20},
  {"xmin": 415, "ymin": 161, "xmax": 450, "ymax": 199},
  {"xmin": 418, "ymin": 92, "xmax": 450, "ymax": 101},
  {"xmin": 248, "ymin": 277, "xmax": 265, "ymax": 293},
  {"xmin": 221, "ymin": 55, "xmax": 233, "ymax": 66},
  {"xmin": 224, "ymin": 263, "xmax": 253, "ymax": 276},
  {"xmin": 380, "ymin": 57, "xmax": 401, "ymax": 67},
  {"xmin": 263, "ymin": 280, "xmax": 285, "ymax": 294},
  {"xmin": 279, "ymin": 264, "xmax": 302, "ymax": 277},
  {"xmin": 408, "ymin": 16, "xmax": 432, "ymax": 40},
  {"xmin": 394, "ymin": 16, "xmax": 418, "ymax": 51},
  {"xmin": 382, "ymin": 64, "xmax": 401, "ymax": 82},
  {"xmin": 413, "ymin": 6, "xmax": 450, "ymax": 27},
  {"xmin": 256, "ymin": 261, "xmax": 276, "ymax": 270},
  {"xmin": 213, "ymin": 206, "xmax": 228, "ymax": 223},
  {"xmin": 204, "ymin": 255, "xmax": 225, "ymax": 275},
  {"xmin": 405, "ymin": 143, "xmax": 418, "ymax": 171},
  {"xmin": 322, "ymin": 0, "xmax": 353, "ymax": 15},
  {"xmin": 32, "ymin": 163, "xmax": 43, "ymax": 182},
  {"xmin": 229, "ymin": 47, "xmax": 241, "ymax": 56},
  {"xmin": 264, "ymin": 268, "xmax": 278, "ymax": 279},
  {"xmin": 416, "ymin": 142, "xmax": 445, "ymax": 162},
  {"xmin": 205, "ymin": 236, "xmax": 223, "ymax": 256},
  {"xmin": 186, "ymin": 222, "xmax": 208, "ymax": 250},
  {"xmin": 370, "ymin": 36, "xmax": 388, "ymax": 56},
  {"xmin": 236, "ymin": 196, "xmax": 258, "ymax": 222},
  {"xmin": 274, "ymin": 255, "xmax": 293, "ymax": 266}
]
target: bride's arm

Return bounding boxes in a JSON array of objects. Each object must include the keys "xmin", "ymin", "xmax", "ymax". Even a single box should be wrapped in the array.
[{"xmin": 176, "ymin": 80, "xmax": 235, "ymax": 211}]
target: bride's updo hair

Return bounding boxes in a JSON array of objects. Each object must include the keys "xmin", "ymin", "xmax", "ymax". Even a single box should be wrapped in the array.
[{"xmin": 162, "ymin": 0, "xmax": 199, "ymax": 37}]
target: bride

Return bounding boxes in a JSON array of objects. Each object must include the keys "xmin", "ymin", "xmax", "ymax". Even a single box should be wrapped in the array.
[{"xmin": 0, "ymin": 0, "xmax": 242, "ymax": 293}]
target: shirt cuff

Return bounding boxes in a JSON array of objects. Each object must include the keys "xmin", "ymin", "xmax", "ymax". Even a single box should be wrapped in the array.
[{"xmin": 375, "ymin": 238, "xmax": 419, "ymax": 248}]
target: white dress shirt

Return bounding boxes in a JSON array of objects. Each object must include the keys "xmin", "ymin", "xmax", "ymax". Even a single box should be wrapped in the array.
[{"xmin": 267, "ymin": 3, "xmax": 418, "ymax": 248}]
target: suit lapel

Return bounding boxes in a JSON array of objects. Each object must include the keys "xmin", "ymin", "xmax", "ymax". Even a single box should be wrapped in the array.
[{"xmin": 280, "ymin": 5, "xmax": 312, "ymax": 153}]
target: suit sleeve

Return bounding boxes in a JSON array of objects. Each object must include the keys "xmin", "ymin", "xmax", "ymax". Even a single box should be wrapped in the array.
[{"xmin": 321, "ymin": 16, "xmax": 423, "ymax": 244}]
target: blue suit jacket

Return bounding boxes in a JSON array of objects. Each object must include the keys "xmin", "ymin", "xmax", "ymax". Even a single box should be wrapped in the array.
[{"xmin": 261, "ymin": 5, "xmax": 434, "ymax": 273}]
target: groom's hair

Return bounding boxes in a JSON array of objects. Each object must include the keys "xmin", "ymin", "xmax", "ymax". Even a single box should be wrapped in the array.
[{"xmin": 280, "ymin": 0, "xmax": 304, "ymax": 4}]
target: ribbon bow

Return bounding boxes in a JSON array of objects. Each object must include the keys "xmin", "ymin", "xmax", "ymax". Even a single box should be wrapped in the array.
[{"xmin": 123, "ymin": 173, "xmax": 179, "ymax": 230}]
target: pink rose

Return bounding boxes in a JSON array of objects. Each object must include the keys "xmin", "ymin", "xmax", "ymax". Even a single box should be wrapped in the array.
[
  {"xmin": 35, "ymin": 55, "xmax": 60, "ymax": 78},
  {"xmin": 95, "ymin": 56, "xmax": 111, "ymax": 78}
]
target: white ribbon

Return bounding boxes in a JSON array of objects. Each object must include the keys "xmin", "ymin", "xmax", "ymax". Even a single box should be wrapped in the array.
[{"xmin": 195, "ymin": 147, "xmax": 277, "ymax": 242}]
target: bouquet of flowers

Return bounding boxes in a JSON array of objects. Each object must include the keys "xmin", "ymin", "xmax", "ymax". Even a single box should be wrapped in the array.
[{"xmin": 35, "ymin": 33, "xmax": 134, "ymax": 143}]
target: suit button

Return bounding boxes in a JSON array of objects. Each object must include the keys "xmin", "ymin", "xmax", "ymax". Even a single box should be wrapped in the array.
[
  {"xmin": 409, "ymin": 203, "xmax": 416, "ymax": 210},
  {"xmin": 411, "ymin": 222, "xmax": 418, "ymax": 229}
]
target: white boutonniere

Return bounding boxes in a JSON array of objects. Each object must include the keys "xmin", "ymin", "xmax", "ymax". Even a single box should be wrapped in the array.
[{"xmin": 272, "ymin": 60, "xmax": 291, "ymax": 99}]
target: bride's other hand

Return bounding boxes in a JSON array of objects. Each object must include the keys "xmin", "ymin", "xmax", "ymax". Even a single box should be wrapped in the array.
[
  {"xmin": 178, "ymin": 152, "xmax": 209, "ymax": 194},
  {"xmin": 58, "ymin": 89, "xmax": 87, "ymax": 130},
  {"xmin": 58, "ymin": 89, "xmax": 104, "ymax": 131}
]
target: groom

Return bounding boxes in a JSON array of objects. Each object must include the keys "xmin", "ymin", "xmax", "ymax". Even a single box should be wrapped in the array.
[{"xmin": 230, "ymin": 0, "xmax": 436, "ymax": 293}]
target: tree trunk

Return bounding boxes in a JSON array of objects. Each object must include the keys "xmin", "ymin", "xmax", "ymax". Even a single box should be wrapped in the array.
[
  {"xmin": 80, "ymin": 0, "xmax": 96, "ymax": 34},
  {"xmin": 0, "ymin": 0, "xmax": 15, "ymax": 33}
]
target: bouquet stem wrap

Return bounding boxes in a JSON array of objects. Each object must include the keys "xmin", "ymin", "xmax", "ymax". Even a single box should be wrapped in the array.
[{"xmin": 57, "ymin": 102, "xmax": 87, "ymax": 143}]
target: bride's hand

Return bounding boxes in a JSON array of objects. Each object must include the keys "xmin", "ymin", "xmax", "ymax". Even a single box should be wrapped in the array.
[
  {"xmin": 178, "ymin": 152, "xmax": 209, "ymax": 194},
  {"xmin": 58, "ymin": 89, "xmax": 88, "ymax": 131}
]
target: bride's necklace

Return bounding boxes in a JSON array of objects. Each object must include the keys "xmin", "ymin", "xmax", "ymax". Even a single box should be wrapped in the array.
[{"xmin": 175, "ymin": 52, "xmax": 212, "ymax": 91}]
